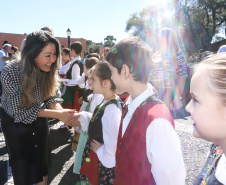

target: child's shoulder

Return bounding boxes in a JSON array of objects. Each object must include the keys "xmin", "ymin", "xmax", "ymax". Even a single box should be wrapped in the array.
[{"xmin": 105, "ymin": 99, "xmax": 122, "ymax": 110}]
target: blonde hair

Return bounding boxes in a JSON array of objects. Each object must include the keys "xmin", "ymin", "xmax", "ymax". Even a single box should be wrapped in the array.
[
  {"xmin": 18, "ymin": 30, "xmax": 60, "ymax": 108},
  {"xmin": 194, "ymin": 53, "xmax": 226, "ymax": 106}
]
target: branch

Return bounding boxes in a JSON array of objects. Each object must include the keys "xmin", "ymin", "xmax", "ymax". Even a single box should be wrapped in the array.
[{"xmin": 216, "ymin": 19, "xmax": 226, "ymax": 27}]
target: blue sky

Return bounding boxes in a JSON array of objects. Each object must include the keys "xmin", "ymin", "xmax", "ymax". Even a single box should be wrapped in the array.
[{"xmin": 1, "ymin": 0, "xmax": 154, "ymax": 43}]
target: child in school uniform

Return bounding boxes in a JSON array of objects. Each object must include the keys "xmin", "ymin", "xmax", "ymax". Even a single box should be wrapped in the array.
[
  {"xmin": 73, "ymin": 62, "xmax": 122, "ymax": 185},
  {"xmin": 106, "ymin": 37, "xmax": 186, "ymax": 185},
  {"xmin": 186, "ymin": 53, "xmax": 226, "ymax": 185},
  {"xmin": 73, "ymin": 58, "xmax": 103, "ymax": 176}
]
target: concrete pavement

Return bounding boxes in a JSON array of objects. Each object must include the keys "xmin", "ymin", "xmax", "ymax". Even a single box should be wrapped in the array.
[{"xmin": 0, "ymin": 116, "xmax": 211, "ymax": 185}]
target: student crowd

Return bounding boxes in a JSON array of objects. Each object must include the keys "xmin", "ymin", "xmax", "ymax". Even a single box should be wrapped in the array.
[{"xmin": 0, "ymin": 26, "xmax": 226, "ymax": 185}]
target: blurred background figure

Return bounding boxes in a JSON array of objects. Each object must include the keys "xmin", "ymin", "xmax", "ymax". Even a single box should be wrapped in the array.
[
  {"xmin": 102, "ymin": 47, "xmax": 109, "ymax": 62},
  {"xmin": 0, "ymin": 43, "xmax": 12, "ymax": 98},
  {"xmin": 59, "ymin": 48, "xmax": 71, "ymax": 78},
  {"xmin": 149, "ymin": 27, "xmax": 189, "ymax": 118},
  {"xmin": 218, "ymin": 45, "xmax": 226, "ymax": 53}
]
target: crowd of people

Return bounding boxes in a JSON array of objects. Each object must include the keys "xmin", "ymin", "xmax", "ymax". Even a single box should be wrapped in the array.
[{"xmin": 0, "ymin": 26, "xmax": 226, "ymax": 185}]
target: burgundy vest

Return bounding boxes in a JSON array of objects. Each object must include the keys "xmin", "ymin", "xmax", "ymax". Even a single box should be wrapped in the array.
[{"xmin": 114, "ymin": 96, "xmax": 174, "ymax": 185}]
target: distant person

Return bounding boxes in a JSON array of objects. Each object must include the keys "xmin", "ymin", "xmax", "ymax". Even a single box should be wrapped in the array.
[
  {"xmin": 20, "ymin": 34, "xmax": 27, "ymax": 52},
  {"xmin": 102, "ymin": 47, "xmax": 110, "ymax": 62},
  {"xmin": 59, "ymin": 48, "xmax": 71, "ymax": 78},
  {"xmin": 2, "ymin": 40, "xmax": 10, "ymax": 48},
  {"xmin": 217, "ymin": 45, "xmax": 226, "ymax": 53},
  {"xmin": 0, "ymin": 30, "xmax": 76, "ymax": 185},
  {"xmin": 0, "ymin": 44, "xmax": 12, "ymax": 96},
  {"xmin": 60, "ymin": 41, "xmax": 85, "ymax": 145},
  {"xmin": 186, "ymin": 53, "xmax": 226, "ymax": 185},
  {"xmin": 40, "ymin": 26, "xmax": 54, "ymax": 36},
  {"xmin": 61, "ymin": 41, "xmax": 84, "ymax": 111},
  {"xmin": 11, "ymin": 46, "xmax": 18, "ymax": 54},
  {"xmin": 149, "ymin": 27, "xmax": 189, "ymax": 117},
  {"xmin": 86, "ymin": 53, "xmax": 100, "ymax": 60}
]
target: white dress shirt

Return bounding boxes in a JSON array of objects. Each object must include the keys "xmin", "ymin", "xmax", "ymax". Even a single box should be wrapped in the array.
[
  {"xmin": 123, "ymin": 84, "xmax": 186, "ymax": 185},
  {"xmin": 61, "ymin": 56, "xmax": 85, "ymax": 88},
  {"xmin": 59, "ymin": 62, "xmax": 71, "ymax": 75},
  {"xmin": 79, "ymin": 100, "xmax": 121, "ymax": 168}
]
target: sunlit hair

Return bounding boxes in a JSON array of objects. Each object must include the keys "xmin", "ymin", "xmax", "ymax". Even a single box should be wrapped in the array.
[
  {"xmin": 106, "ymin": 36, "xmax": 152, "ymax": 83},
  {"xmin": 87, "ymin": 53, "xmax": 100, "ymax": 60},
  {"xmin": 19, "ymin": 30, "xmax": 60, "ymax": 108},
  {"xmin": 70, "ymin": 41, "xmax": 82, "ymax": 54},
  {"xmin": 40, "ymin": 26, "xmax": 54, "ymax": 36},
  {"xmin": 92, "ymin": 62, "xmax": 116, "ymax": 90},
  {"xmin": 193, "ymin": 53, "xmax": 226, "ymax": 106},
  {"xmin": 85, "ymin": 57, "xmax": 99, "ymax": 69},
  {"xmin": 159, "ymin": 27, "xmax": 180, "ymax": 53}
]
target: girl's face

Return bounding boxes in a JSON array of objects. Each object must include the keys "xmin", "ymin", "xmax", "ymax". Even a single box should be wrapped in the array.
[
  {"xmin": 35, "ymin": 43, "xmax": 56, "ymax": 72},
  {"xmin": 91, "ymin": 70, "xmax": 104, "ymax": 94},
  {"xmin": 61, "ymin": 51, "xmax": 69, "ymax": 63},
  {"xmin": 87, "ymin": 72, "xmax": 93, "ymax": 90},
  {"xmin": 186, "ymin": 68, "xmax": 226, "ymax": 143}
]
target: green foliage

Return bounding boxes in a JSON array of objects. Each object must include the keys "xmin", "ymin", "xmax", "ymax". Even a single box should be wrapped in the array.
[
  {"xmin": 125, "ymin": 0, "xmax": 226, "ymax": 52},
  {"xmin": 84, "ymin": 40, "xmax": 103, "ymax": 57},
  {"xmin": 104, "ymin": 35, "xmax": 116, "ymax": 47},
  {"xmin": 181, "ymin": 0, "xmax": 226, "ymax": 51}
]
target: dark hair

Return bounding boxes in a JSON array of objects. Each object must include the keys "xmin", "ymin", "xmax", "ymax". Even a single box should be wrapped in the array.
[
  {"xmin": 40, "ymin": 26, "xmax": 54, "ymax": 36},
  {"xmin": 106, "ymin": 37, "xmax": 152, "ymax": 83},
  {"xmin": 21, "ymin": 30, "xmax": 60, "ymax": 69},
  {"xmin": 11, "ymin": 46, "xmax": 18, "ymax": 53},
  {"xmin": 19, "ymin": 30, "xmax": 60, "ymax": 107},
  {"xmin": 93, "ymin": 62, "xmax": 116, "ymax": 90},
  {"xmin": 85, "ymin": 57, "xmax": 99, "ymax": 69},
  {"xmin": 70, "ymin": 41, "xmax": 82, "ymax": 54},
  {"xmin": 87, "ymin": 53, "xmax": 100, "ymax": 60},
  {"xmin": 62, "ymin": 48, "xmax": 70, "ymax": 57}
]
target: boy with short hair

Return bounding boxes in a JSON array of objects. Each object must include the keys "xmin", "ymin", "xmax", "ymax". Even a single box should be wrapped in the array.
[
  {"xmin": 107, "ymin": 37, "xmax": 186, "ymax": 185},
  {"xmin": 61, "ymin": 41, "xmax": 85, "ymax": 110}
]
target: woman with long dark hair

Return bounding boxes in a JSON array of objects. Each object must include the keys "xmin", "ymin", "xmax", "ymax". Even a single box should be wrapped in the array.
[{"xmin": 1, "ymin": 30, "xmax": 76, "ymax": 185}]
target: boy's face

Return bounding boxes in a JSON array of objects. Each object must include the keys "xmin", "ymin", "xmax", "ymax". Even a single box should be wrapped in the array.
[{"xmin": 109, "ymin": 64, "xmax": 126, "ymax": 94}]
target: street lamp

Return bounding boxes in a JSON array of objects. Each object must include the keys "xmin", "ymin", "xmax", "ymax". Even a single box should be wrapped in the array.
[{"xmin": 66, "ymin": 28, "xmax": 71, "ymax": 48}]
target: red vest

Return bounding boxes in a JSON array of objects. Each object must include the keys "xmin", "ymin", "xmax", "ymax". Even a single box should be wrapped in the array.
[{"xmin": 114, "ymin": 98, "xmax": 174, "ymax": 185}]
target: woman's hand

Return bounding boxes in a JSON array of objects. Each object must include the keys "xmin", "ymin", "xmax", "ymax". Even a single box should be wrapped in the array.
[
  {"xmin": 57, "ymin": 109, "xmax": 78, "ymax": 129},
  {"xmin": 90, "ymin": 139, "xmax": 103, "ymax": 153},
  {"xmin": 67, "ymin": 113, "xmax": 81, "ymax": 128}
]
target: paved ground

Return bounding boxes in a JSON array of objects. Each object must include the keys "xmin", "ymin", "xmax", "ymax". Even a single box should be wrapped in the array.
[{"xmin": 0, "ymin": 116, "xmax": 211, "ymax": 185}]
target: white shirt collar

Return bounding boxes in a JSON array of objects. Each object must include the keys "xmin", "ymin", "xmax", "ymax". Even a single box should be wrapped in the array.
[
  {"xmin": 125, "ymin": 84, "xmax": 155, "ymax": 118},
  {"xmin": 71, "ymin": 56, "xmax": 81, "ymax": 63}
]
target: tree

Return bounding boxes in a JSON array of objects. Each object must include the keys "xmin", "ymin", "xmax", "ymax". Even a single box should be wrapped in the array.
[
  {"xmin": 84, "ymin": 40, "xmax": 103, "ymax": 57},
  {"xmin": 125, "ymin": 0, "xmax": 226, "ymax": 52},
  {"xmin": 104, "ymin": 35, "xmax": 116, "ymax": 47},
  {"xmin": 181, "ymin": 0, "xmax": 226, "ymax": 51}
]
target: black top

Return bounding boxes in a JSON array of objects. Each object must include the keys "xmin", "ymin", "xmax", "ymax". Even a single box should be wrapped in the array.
[
  {"xmin": 88, "ymin": 99, "xmax": 121, "ymax": 143},
  {"xmin": 83, "ymin": 89, "xmax": 93, "ymax": 102},
  {"xmin": 193, "ymin": 144, "xmax": 223, "ymax": 185}
]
